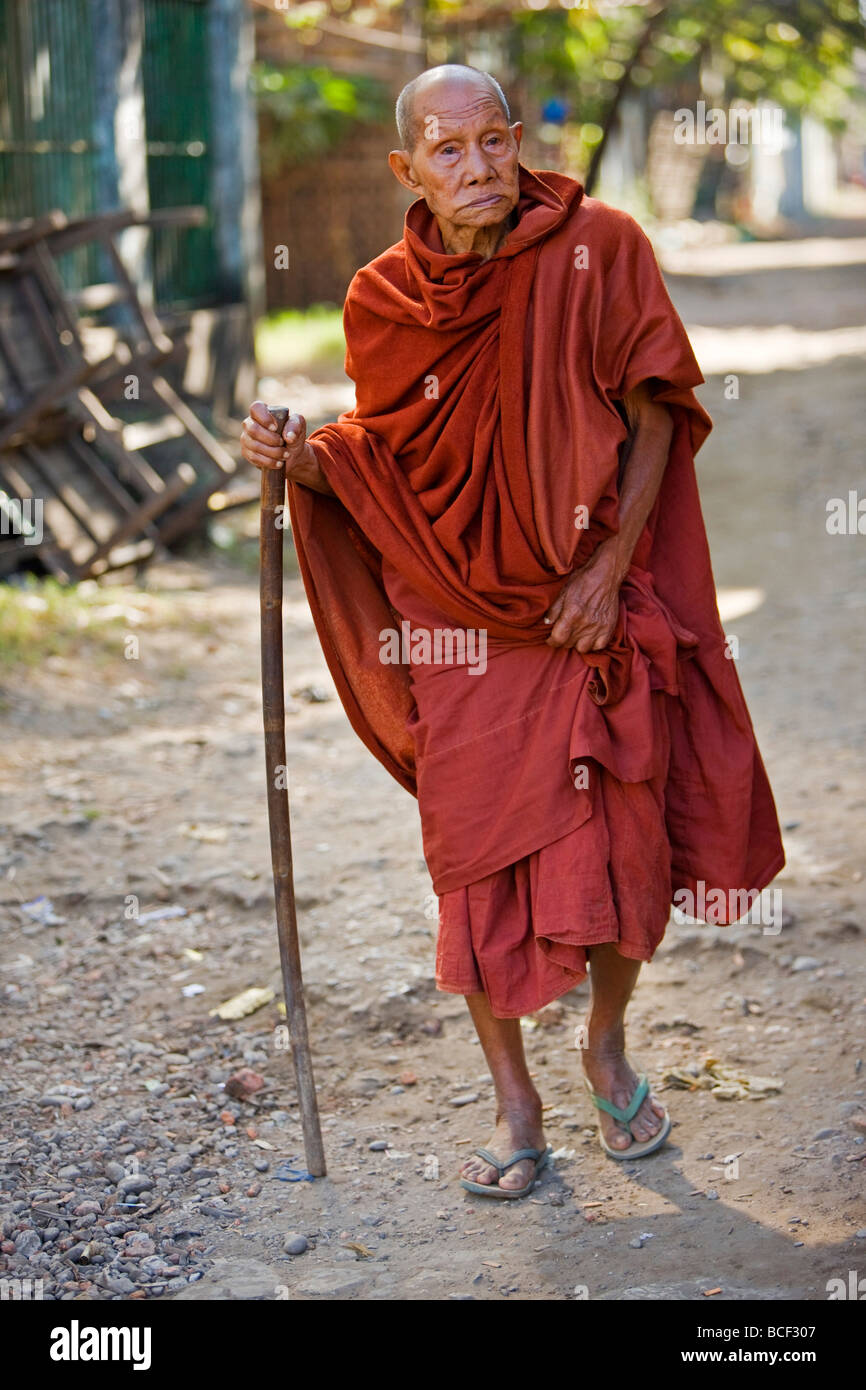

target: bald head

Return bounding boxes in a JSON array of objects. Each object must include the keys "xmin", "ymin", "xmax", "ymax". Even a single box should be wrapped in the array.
[{"xmin": 395, "ymin": 65, "xmax": 510, "ymax": 153}]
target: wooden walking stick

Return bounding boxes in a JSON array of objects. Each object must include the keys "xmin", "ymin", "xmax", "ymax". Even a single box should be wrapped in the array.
[{"xmin": 259, "ymin": 406, "xmax": 326, "ymax": 1177}]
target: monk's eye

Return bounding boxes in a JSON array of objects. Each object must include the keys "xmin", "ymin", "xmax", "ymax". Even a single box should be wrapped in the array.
[{"xmin": 441, "ymin": 145, "xmax": 458, "ymax": 155}]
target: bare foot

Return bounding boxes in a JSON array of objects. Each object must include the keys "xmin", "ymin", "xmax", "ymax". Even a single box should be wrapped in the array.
[
  {"xmin": 581, "ymin": 1046, "xmax": 667, "ymax": 1152},
  {"xmin": 460, "ymin": 1097, "xmax": 546, "ymax": 1192}
]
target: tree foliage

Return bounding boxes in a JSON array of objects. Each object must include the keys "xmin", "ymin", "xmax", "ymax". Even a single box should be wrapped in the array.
[
  {"xmin": 253, "ymin": 63, "xmax": 391, "ymax": 173},
  {"xmin": 502, "ymin": 0, "xmax": 863, "ymax": 132}
]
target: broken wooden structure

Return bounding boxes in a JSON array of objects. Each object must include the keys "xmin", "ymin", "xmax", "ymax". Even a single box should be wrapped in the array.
[{"xmin": 0, "ymin": 205, "xmax": 255, "ymax": 582}]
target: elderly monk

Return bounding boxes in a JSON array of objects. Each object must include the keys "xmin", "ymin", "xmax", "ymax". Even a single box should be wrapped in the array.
[{"xmin": 241, "ymin": 64, "xmax": 785, "ymax": 1197}]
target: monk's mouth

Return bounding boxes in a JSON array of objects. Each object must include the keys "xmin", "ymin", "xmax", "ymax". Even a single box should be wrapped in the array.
[{"xmin": 467, "ymin": 193, "xmax": 504, "ymax": 208}]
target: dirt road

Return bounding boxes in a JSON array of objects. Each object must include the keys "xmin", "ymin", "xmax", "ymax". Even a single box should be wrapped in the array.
[{"xmin": 1, "ymin": 238, "xmax": 864, "ymax": 1302}]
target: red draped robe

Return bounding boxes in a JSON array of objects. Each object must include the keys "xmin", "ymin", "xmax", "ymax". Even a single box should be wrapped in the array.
[{"xmin": 286, "ymin": 164, "xmax": 785, "ymax": 1017}]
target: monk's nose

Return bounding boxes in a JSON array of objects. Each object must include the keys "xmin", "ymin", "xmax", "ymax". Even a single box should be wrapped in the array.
[{"xmin": 464, "ymin": 143, "xmax": 498, "ymax": 183}]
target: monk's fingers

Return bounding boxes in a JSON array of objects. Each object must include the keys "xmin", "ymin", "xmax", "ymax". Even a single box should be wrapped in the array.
[
  {"xmin": 574, "ymin": 627, "xmax": 610, "ymax": 654},
  {"xmin": 241, "ymin": 436, "xmax": 284, "ymax": 464},
  {"xmin": 548, "ymin": 591, "xmax": 595, "ymax": 645},
  {"xmin": 547, "ymin": 601, "xmax": 589, "ymax": 646},
  {"xmin": 281, "ymin": 412, "xmax": 306, "ymax": 445},
  {"xmin": 249, "ymin": 400, "xmax": 280, "ymax": 430},
  {"xmin": 242, "ymin": 420, "xmax": 284, "ymax": 455},
  {"xmin": 545, "ymin": 613, "xmax": 575, "ymax": 647},
  {"xmin": 243, "ymin": 435, "xmax": 284, "ymax": 464},
  {"xmin": 243, "ymin": 446, "xmax": 285, "ymax": 472},
  {"xmin": 571, "ymin": 610, "xmax": 617, "ymax": 653},
  {"xmin": 544, "ymin": 588, "xmax": 567, "ymax": 627}
]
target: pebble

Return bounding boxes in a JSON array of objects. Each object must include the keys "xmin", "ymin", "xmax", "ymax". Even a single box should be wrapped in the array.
[
  {"xmin": 104, "ymin": 1162, "xmax": 127, "ymax": 1184},
  {"xmin": 123, "ymin": 1235, "xmax": 156, "ymax": 1258},
  {"xmin": 253, "ymin": 1159, "xmax": 269, "ymax": 1173},
  {"xmin": 116, "ymin": 1175, "xmax": 154, "ymax": 1197},
  {"xmin": 283, "ymin": 1234, "xmax": 308, "ymax": 1256},
  {"xmin": 103, "ymin": 1274, "xmax": 136, "ymax": 1295},
  {"xmin": 706, "ymin": 1190, "xmax": 719, "ymax": 1200},
  {"xmin": 791, "ymin": 957, "xmax": 822, "ymax": 972},
  {"xmin": 629, "ymin": 1236, "xmax": 645, "ymax": 1249},
  {"xmin": 224, "ymin": 1069, "xmax": 265, "ymax": 1101},
  {"xmin": 368, "ymin": 1140, "xmax": 388, "ymax": 1152},
  {"xmin": 855, "ymin": 1230, "xmax": 866, "ymax": 1240},
  {"xmin": 450, "ymin": 1093, "xmax": 480, "ymax": 1107},
  {"xmin": 15, "ymin": 1230, "xmax": 41, "ymax": 1257},
  {"xmin": 166, "ymin": 1154, "xmax": 193, "ymax": 1174},
  {"xmin": 139, "ymin": 1255, "xmax": 175, "ymax": 1279},
  {"xmin": 813, "ymin": 1128, "xmax": 838, "ymax": 1140}
]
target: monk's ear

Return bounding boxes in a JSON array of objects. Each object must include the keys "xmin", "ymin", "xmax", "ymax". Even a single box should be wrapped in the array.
[
  {"xmin": 388, "ymin": 149, "xmax": 422, "ymax": 193},
  {"xmin": 510, "ymin": 121, "xmax": 523, "ymax": 150}
]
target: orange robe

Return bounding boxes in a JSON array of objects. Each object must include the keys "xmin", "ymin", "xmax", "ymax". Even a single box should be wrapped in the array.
[{"xmin": 287, "ymin": 164, "xmax": 785, "ymax": 1017}]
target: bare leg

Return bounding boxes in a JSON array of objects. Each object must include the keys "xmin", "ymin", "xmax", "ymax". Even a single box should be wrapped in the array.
[
  {"xmin": 459, "ymin": 991, "xmax": 546, "ymax": 1191},
  {"xmin": 580, "ymin": 943, "xmax": 666, "ymax": 1151}
]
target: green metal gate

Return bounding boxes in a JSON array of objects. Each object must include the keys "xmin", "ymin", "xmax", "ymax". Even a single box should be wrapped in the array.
[
  {"xmin": 142, "ymin": 0, "xmax": 216, "ymax": 305},
  {"xmin": 0, "ymin": 0, "xmax": 220, "ymax": 308}
]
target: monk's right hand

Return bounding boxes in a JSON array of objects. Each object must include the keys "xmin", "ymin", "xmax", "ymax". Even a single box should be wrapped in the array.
[{"xmin": 241, "ymin": 400, "xmax": 307, "ymax": 472}]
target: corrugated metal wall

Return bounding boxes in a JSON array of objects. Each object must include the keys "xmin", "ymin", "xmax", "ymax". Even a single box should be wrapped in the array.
[
  {"xmin": 141, "ymin": 0, "xmax": 217, "ymax": 304},
  {"xmin": 0, "ymin": 0, "xmax": 101, "ymax": 287},
  {"xmin": 0, "ymin": 0, "xmax": 220, "ymax": 307}
]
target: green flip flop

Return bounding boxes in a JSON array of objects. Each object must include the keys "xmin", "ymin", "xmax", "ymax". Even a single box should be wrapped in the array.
[
  {"xmin": 460, "ymin": 1144, "xmax": 553, "ymax": 1199},
  {"xmin": 584, "ymin": 1072, "xmax": 671, "ymax": 1160}
]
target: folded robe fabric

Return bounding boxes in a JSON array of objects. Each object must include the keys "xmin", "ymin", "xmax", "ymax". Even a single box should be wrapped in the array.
[{"xmin": 287, "ymin": 163, "xmax": 785, "ymax": 935}]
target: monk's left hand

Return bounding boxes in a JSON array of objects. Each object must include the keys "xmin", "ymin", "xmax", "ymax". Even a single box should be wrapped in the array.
[{"xmin": 544, "ymin": 549, "xmax": 621, "ymax": 652}]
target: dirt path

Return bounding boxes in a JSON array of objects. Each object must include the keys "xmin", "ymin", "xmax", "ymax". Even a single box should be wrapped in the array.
[{"xmin": 0, "ymin": 242, "xmax": 864, "ymax": 1302}]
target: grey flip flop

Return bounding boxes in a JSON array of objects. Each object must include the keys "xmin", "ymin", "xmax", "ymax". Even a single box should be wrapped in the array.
[
  {"xmin": 460, "ymin": 1144, "xmax": 553, "ymax": 1199},
  {"xmin": 584, "ymin": 1072, "xmax": 671, "ymax": 1160}
]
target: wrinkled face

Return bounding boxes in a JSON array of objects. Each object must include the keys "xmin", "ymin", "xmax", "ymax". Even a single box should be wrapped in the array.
[{"xmin": 404, "ymin": 81, "xmax": 522, "ymax": 231}]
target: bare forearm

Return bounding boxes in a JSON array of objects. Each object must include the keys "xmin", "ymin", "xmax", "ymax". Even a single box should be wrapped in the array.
[{"xmin": 600, "ymin": 385, "xmax": 672, "ymax": 585}]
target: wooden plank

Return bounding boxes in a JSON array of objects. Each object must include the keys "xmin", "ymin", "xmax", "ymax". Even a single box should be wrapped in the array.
[{"xmin": 80, "ymin": 461, "xmax": 196, "ymax": 576}]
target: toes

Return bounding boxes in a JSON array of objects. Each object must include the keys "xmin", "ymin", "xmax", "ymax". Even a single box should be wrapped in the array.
[
  {"xmin": 462, "ymin": 1159, "xmax": 498, "ymax": 1186},
  {"xmin": 627, "ymin": 1095, "xmax": 666, "ymax": 1143},
  {"xmin": 605, "ymin": 1121, "xmax": 632, "ymax": 1150},
  {"xmin": 462, "ymin": 1153, "xmax": 538, "ymax": 1191},
  {"xmin": 498, "ymin": 1162, "xmax": 532, "ymax": 1190},
  {"xmin": 636, "ymin": 1110, "xmax": 658, "ymax": 1139},
  {"xmin": 465, "ymin": 1169, "xmax": 496, "ymax": 1185}
]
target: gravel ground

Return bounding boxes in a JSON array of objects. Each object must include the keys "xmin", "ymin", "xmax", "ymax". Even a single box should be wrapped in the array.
[{"xmin": 0, "ymin": 240, "xmax": 864, "ymax": 1302}]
